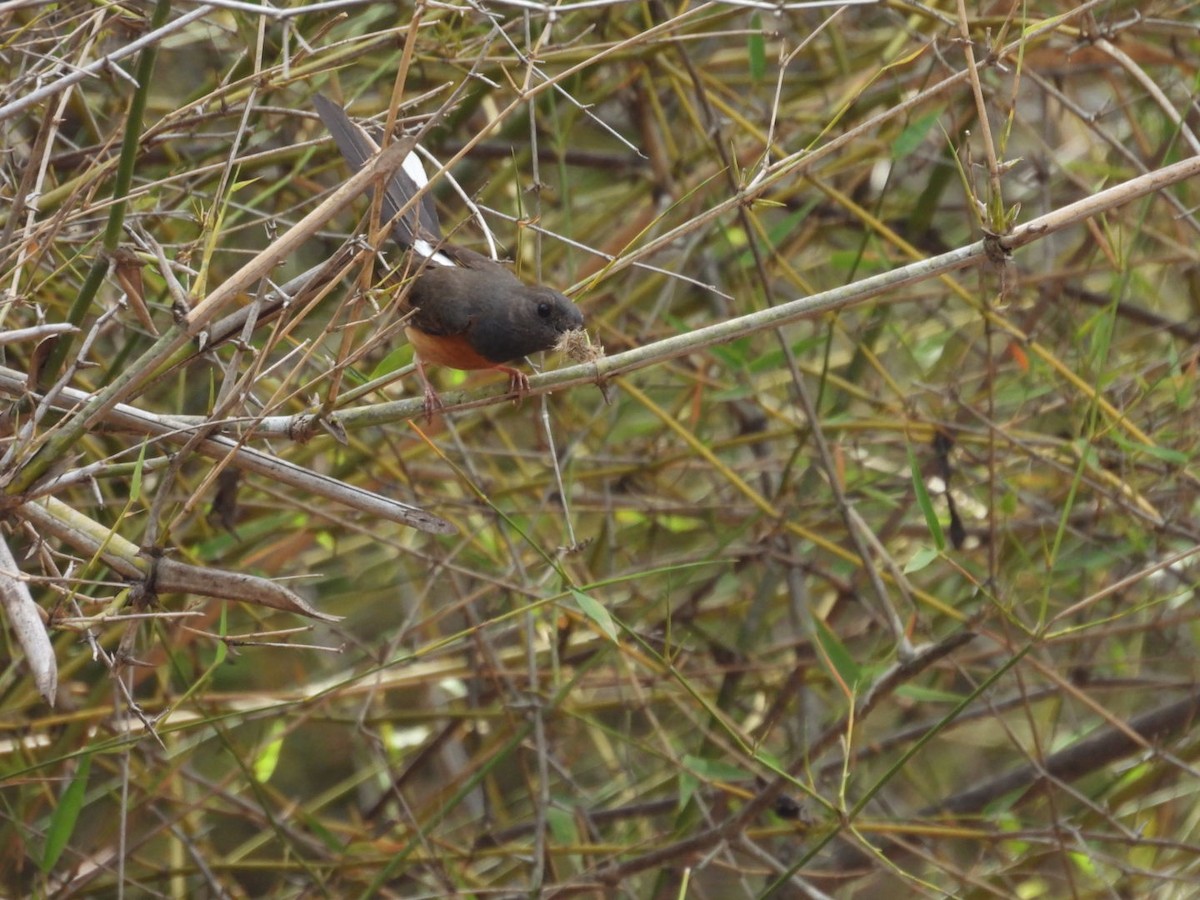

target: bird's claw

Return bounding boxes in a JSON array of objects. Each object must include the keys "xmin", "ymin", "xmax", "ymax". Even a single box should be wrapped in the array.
[{"xmin": 506, "ymin": 370, "xmax": 530, "ymax": 406}]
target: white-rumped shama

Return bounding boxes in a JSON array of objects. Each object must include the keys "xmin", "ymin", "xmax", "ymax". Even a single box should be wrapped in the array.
[{"xmin": 313, "ymin": 95, "xmax": 584, "ymax": 415}]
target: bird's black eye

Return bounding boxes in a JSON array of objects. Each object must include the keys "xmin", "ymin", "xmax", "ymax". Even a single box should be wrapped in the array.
[{"xmin": 537, "ymin": 301, "xmax": 553, "ymax": 318}]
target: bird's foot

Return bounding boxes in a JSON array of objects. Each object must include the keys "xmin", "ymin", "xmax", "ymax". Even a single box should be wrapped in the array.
[
  {"xmin": 414, "ymin": 358, "xmax": 443, "ymax": 424},
  {"xmin": 422, "ymin": 384, "xmax": 444, "ymax": 424},
  {"xmin": 503, "ymin": 368, "xmax": 530, "ymax": 406}
]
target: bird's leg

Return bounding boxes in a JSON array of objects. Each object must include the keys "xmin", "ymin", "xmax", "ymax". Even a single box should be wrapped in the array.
[
  {"xmin": 413, "ymin": 357, "xmax": 444, "ymax": 423},
  {"xmin": 497, "ymin": 366, "xmax": 530, "ymax": 405}
]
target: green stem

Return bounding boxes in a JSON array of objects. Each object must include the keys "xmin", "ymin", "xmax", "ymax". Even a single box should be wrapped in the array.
[{"xmin": 42, "ymin": 0, "xmax": 173, "ymax": 380}]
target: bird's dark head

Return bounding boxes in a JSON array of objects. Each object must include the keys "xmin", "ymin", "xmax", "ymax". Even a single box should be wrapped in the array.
[
  {"xmin": 477, "ymin": 283, "xmax": 584, "ymax": 363},
  {"xmin": 529, "ymin": 285, "xmax": 585, "ymax": 336}
]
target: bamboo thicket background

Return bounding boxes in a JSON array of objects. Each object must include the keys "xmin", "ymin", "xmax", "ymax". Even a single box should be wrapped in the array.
[{"xmin": 3, "ymin": 1, "xmax": 1200, "ymax": 896}]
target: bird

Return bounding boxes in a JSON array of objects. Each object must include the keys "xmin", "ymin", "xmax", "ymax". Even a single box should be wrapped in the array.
[{"xmin": 313, "ymin": 94, "xmax": 584, "ymax": 418}]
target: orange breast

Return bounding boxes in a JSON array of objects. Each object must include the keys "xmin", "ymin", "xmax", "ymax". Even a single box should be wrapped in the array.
[{"xmin": 405, "ymin": 326, "xmax": 498, "ymax": 371}]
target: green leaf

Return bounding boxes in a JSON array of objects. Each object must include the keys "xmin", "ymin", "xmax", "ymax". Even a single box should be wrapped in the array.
[
  {"xmin": 253, "ymin": 720, "xmax": 286, "ymax": 782},
  {"xmin": 571, "ymin": 589, "xmax": 618, "ymax": 641},
  {"xmin": 908, "ymin": 443, "xmax": 945, "ymax": 550},
  {"xmin": 983, "ymin": 783, "xmax": 1028, "ymax": 816},
  {"xmin": 682, "ymin": 754, "xmax": 751, "ymax": 783},
  {"xmin": 42, "ymin": 752, "xmax": 91, "ymax": 873},
  {"xmin": 709, "ymin": 336, "xmax": 755, "ymax": 369},
  {"xmin": 369, "ymin": 345, "xmax": 413, "ymax": 380},
  {"xmin": 678, "ymin": 770, "xmax": 697, "ymax": 812},
  {"xmin": 1110, "ymin": 432, "xmax": 1190, "ymax": 465},
  {"xmin": 813, "ymin": 616, "xmax": 861, "ymax": 689},
  {"xmin": 748, "ymin": 13, "xmax": 766, "ymax": 81},
  {"xmin": 214, "ymin": 603, "xmax": 228, "ymax": 667},
  {"xmin": 896, "ymin": 683, "xmax": 964, "ymax": 702},
  {"xmin": 298, "ymin": 808, "xmax": 342, "ymax": 852},
  {"xmin": 892, "ymin": 110, "xmax": 942, "ymax": 158},
  {"xmin": 904, "ymin": 546, "xmax": 939, "ymax": 574},
  {"xmin": 130, "ymin": 440, "xmax": 147, "ymax": 502},
  {"xmin": 546, "ymin": 806, "xmax": 577, "ymax": 846}
]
